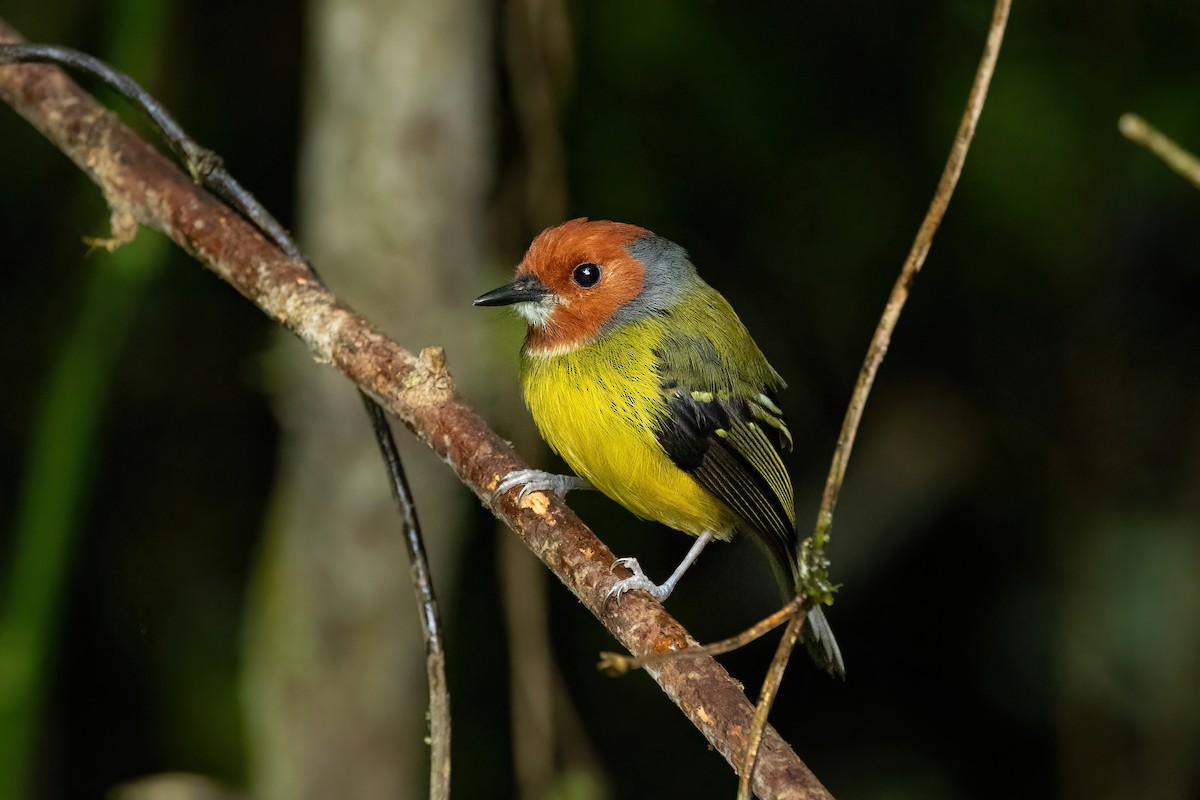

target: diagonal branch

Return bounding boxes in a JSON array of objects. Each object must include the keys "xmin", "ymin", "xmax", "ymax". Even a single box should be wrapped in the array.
[{"xmin": 0, "ymin": 19, "xmax": 830, "ymax": 800}]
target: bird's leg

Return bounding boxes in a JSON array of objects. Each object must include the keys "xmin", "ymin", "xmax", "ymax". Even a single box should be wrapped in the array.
[
  {"xmin": 608, "ymin": 532, "xmax": 713, "ymax": 604},
  {"xmin": 493, "ymin": 469, "xmax": 594, "ymax": 502}
]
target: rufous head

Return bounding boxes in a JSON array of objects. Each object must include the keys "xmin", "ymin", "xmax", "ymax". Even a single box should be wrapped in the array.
[{"xmin": 474, "ymin": 218, "xmax": 697, "ymax": 354}]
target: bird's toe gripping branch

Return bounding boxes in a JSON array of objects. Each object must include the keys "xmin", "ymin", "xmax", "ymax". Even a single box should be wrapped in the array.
[
  {"xmin": 491, "ymin": 468, "xmax": 593, "ymax": 503},
  {"xmin": 606, "ymin": 557, "xmax": 665, "ymax": 604},
  {"xmin": 605, "ymin": 531, "xmax": 714, "ymax": 607}
]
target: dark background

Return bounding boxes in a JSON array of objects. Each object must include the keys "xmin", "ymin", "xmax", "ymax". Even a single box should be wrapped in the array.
[{"xmin": 2, "ymin": 1, "xmax": 1199, "ymax": 798}]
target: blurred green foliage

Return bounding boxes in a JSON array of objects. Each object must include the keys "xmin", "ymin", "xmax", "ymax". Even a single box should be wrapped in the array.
[
  {"xmin": 1, "ymin": 1, "xmax": 1199, "ymax": 798},
  {"xmin": 0, "ymin": 230, "xmax": 167, "ymax": 800}
]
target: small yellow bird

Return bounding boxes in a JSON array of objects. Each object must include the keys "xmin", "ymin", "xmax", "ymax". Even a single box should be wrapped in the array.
[{"xmin": 476, "ymin": 218, "xmax": 842, "ymax": 676}]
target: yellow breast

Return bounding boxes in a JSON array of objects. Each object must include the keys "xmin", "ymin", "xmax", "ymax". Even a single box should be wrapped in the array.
[{"xmin": 520, "ymin": 321, "xmax": 735, "ymax": 539}]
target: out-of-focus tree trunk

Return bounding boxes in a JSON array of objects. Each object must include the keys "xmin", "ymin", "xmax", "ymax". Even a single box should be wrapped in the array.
[
  {"xmin": 494, "ymin": 3, "xmax": 608, "ymax": 798},
  {"xmin": 242, "ymin": 2, "xmax": 491, "ymax": 798}
]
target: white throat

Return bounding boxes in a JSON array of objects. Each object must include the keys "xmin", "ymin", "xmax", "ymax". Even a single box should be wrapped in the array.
[{"xmin": 513, "ymin": 295, "xmax": 558, "ymax": 327}]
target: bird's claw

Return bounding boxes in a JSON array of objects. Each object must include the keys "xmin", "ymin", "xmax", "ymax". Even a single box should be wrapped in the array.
[
  {"xmin": 606, "ymin": 556, "xmax": 666, "ymax": 605},
  {"xmin": 492, "ymin": 470, "xmax": 535, "ymax": 502},
  {"xmin": 492, "ymin": 469, "xmax": 580, "ymax": 503}
]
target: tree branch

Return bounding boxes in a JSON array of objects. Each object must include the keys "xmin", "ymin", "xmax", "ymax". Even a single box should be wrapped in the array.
[{"xmin": 0, "ymin": 19, "xmax": 830, "ymax": 800}]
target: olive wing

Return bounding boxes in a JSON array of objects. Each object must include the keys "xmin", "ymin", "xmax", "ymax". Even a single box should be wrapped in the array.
[{"xmin": 651, "ymin": 328, "xmax": 798, "ymax": 580}]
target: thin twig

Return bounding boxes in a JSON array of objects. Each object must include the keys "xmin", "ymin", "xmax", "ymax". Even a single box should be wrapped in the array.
[
  {"xmin": 363, "ymin": 397, "xmax": 451, "ymax": 798},
  {"xmin": 812, "ymin": 0, "xmax": 1011, "ymax": 559},
  {"xmin": 740, "ymin": 1, "xmax": 1013, "ymax": 795},
  {"xmin": 738, "ymin": 609, "xmax": 809, "ymax": 800},
  {"xmin": 0, "ymin": 36, "xmax": 452, "ymax": 800},
  {"xmin": 0, "ymin": 19, "xmax": 829, "ymax": 799},
  {"xmin": 0, "ymin": 43, "xmax": 295, "ymax": 252},
  {"xmin": 1119, "ymin": 113, "xmax": 1200, "ymax": 191},
  {"xmin": 598, "ymin": 595, "xmax": 805, "ymax": 676}
]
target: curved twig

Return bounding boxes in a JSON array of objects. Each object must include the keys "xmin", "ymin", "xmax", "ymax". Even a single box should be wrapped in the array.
[
  {"xmin": 1119, "ymin": 113, "xmax": 1200, "ymax": 191},
  {"xmin": 362, "ymin": 397, "xmax": 451, "ymax": 797},
  {"xmin": 812, "ymin": 0, "xmax": 1012, "ymax": 559},
  {"xmin": 0, "ymin": 19, "xmax": 830, "ymax": 799},
  {"xmin": 0, "ymin": 36, "xmax": 452, "ymax": 800},
  {"xmin": 739, "ymin": 1, "xmax": 1013, "ymax": 796},
  {"xmin": 739, "ymin": 609, "xmax": 809, "ymax": 799},
  {"xmin": 0, "ymin": 42, "xmax": 297, "ymax": 252}
]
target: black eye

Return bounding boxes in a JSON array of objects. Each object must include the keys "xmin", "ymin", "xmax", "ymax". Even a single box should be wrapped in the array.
[{"xmin": 572, "ymin": 262, "xmax": 601, "ymax": 288}]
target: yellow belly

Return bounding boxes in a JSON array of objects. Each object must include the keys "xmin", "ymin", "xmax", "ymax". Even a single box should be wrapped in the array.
[{"xmin": 520, "ymin": 330, "xmax": 735, "ymax": 540}]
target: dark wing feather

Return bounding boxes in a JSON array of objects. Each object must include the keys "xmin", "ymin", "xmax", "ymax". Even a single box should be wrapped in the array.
[
  {"xmin": 644, "ymin": 292, "xmax": 844, "ymax": 676},
  {"xmin": 651, "ymin": 328, "xmax": 798, "ymax": 583}
]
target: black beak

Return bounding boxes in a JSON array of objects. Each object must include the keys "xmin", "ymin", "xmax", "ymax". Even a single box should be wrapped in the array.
[{"xmin": 473, "ymin": 275, "xmax": 550, "ymax": 307}]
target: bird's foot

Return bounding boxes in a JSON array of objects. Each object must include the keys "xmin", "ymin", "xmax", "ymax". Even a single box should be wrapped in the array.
[
  {"xmin": 492, "ymin": 469, "xmax": 591, "ymax": 502},
  {"xmin": 605, "ymin": 532, "xmax": 712, "ymax": 607},
  {"xmin": 607, "ymin": 557, "xmax": 671, "ymax": 604}
]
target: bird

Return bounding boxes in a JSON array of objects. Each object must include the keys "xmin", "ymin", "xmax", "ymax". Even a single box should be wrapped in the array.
[{"xmin": 474, "ymin": 218, "xmax": 843, "ymax": 677}]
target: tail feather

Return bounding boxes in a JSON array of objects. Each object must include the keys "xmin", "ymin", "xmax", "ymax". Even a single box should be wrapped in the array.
[
  {"xmin": 756, "ymin": 533, "xmax": 846, "ymax": 679},
  {"xmin": 802, "ymin": 605, "xmax": 845, "ymax": 679}
]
